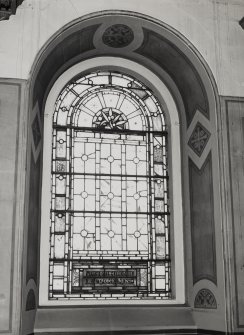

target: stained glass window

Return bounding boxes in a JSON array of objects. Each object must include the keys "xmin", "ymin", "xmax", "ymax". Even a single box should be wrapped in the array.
[{"xmin": 49, "ymin": 71, "xmax": 171, "ymax": 300}]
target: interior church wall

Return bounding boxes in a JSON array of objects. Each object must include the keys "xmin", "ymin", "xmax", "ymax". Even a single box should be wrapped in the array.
[
  {"xmin": 0, "ymin": 81, "xmax": 21, "ymax": 332},
  {"xmin": 219, "ymin": 97, "xmax": 244, "ymax": 329},
  {"xmin": 0, "ymin": 1, "xmax": 244, "ymax": 335},
  {"xmin": 0, "ymin": 80, "xmax": 27, "ymax": 334},
  {"xmin": 0, "ymin": 0, "xmax": 243, "ymax": 97}
]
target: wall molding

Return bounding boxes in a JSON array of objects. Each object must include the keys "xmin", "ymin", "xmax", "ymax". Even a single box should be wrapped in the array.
[{"xmin": 225, "ymin": 97, "xmax": 244, "ymax": 329}]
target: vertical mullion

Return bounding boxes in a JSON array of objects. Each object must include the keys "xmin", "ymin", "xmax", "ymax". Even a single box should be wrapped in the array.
[
  {"xmin": 121, "ymin": 142, "xmax": 126, "ymax": 251},
  {"xmin": 95, "ymin": 141, "xmax": 100, "ymax": 251}
]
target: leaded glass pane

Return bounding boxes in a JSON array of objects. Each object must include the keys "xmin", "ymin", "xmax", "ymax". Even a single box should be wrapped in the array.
[{"xmin": 49, "ymin": 71, "xmax": 171, "ymax": 300}]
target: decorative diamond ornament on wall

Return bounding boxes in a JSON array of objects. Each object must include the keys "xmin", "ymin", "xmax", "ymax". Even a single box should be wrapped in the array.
[
  {"xmin": 32, "ymin": 114, "xmax": 41, "ymax": 150},
  {"xmin": 188, "ymin": 122, "xmax": 210, "ymax": 157},
  {"xmin": 102, "ymin": 24, "xmax": 134, "ymax": 48},
  {"xmin": 194, "ymin": 289, "xmax": 217, "ymax": 309},
  {"xmin": 31, "ymin": 102, "xmax": 42, "ymax": 163}
]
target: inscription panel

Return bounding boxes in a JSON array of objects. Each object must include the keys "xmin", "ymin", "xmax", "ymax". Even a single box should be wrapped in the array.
[
  {"xmin": 71, "ymin": 262, "xmax": 149, "ymax": 295},
  {"xmin": 83, "ymin": 270, "xmax": 137, "ymax": 287}
]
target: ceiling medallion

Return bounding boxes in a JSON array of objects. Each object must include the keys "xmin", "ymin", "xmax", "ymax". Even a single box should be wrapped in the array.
[{"xmin": 102, "ymin": 24, "xmax": 134, "ymax": 48}]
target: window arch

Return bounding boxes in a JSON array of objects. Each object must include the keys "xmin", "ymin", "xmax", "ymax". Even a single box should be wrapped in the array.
[{"xmin": 40, "ymin": 57, "xmax": 184, "ymax": 305}]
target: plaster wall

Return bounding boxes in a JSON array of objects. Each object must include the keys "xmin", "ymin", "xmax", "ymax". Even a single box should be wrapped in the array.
[
  {"xmin": 0, "ymin": 1, "xmax": 243, "ymax": 334},
  {"xmin": 0, "ymin": 83, "xmax": 19, "ymax": 332},
  {"xmin": 0, "ymin": 0, "xmax": 243, "ymax": 98},
  {"xmin": 223, "ymin": 98, "xmax": 244, "ymax": 330},
  {"xmin": 0, "ymin": 80, "xmax": 27, "ymax": 335}
]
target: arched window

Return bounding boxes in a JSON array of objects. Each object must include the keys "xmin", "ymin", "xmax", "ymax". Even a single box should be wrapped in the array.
[
  {"xmin": 40, "ymin": 58, "xmax": 184, "ymax": 305},
  {"xmin": 50, "ymin": 71, "xmax": 170, "ymax": 300}
]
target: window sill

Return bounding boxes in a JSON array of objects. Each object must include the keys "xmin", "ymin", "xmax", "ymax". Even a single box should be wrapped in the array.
[{"xmin": 34, "ymin": 305, "xmax": 195, "ymax": 333}]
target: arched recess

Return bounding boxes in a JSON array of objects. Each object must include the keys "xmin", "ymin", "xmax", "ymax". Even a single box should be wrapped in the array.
[
  {"xmin": 40, "ymin": 57, "xmax": 184, "ymax": 306},
  {"xmin": 22, "ymin": 10, "xmax": 223, "ymax": 334}
]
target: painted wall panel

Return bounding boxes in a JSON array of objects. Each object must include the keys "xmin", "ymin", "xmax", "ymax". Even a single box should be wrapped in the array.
[
  {"xmin": 189, "ymin": 154, "xmax": 217, "ymax": 284},
  {"xmin": 136, "ymin": 29, "xmax": 208, "ymax": 126},
  {"xmin": 26, "ymin": 153, "xmax": 41, "ymax": 285},
  {"xmin": 226, "ymin": 99, "xmax": 244, "ymax": 328},
  {"xmin": 0, "ymin": 83, "xmax": 20, "ymax": 332}
]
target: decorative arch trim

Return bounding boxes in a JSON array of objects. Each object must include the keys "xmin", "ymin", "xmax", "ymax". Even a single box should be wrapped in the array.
[{"xmin": 28, "ymin": 10, "xmax": 219, "ymax": 127}]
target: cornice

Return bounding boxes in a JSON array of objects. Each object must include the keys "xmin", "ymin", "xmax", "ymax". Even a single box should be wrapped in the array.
[{"xmin": 0, "ymin": 0, "xmax": 24, "ymax": 21}]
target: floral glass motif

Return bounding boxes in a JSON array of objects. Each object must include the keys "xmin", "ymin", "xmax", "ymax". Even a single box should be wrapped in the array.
[
  {"xmin": 49, "ymin": 71, "xmax": 171, "ymax": 300},
  {"xmin": 93, "ymin": 108, "xmax": 128, "ymax": 129}
]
